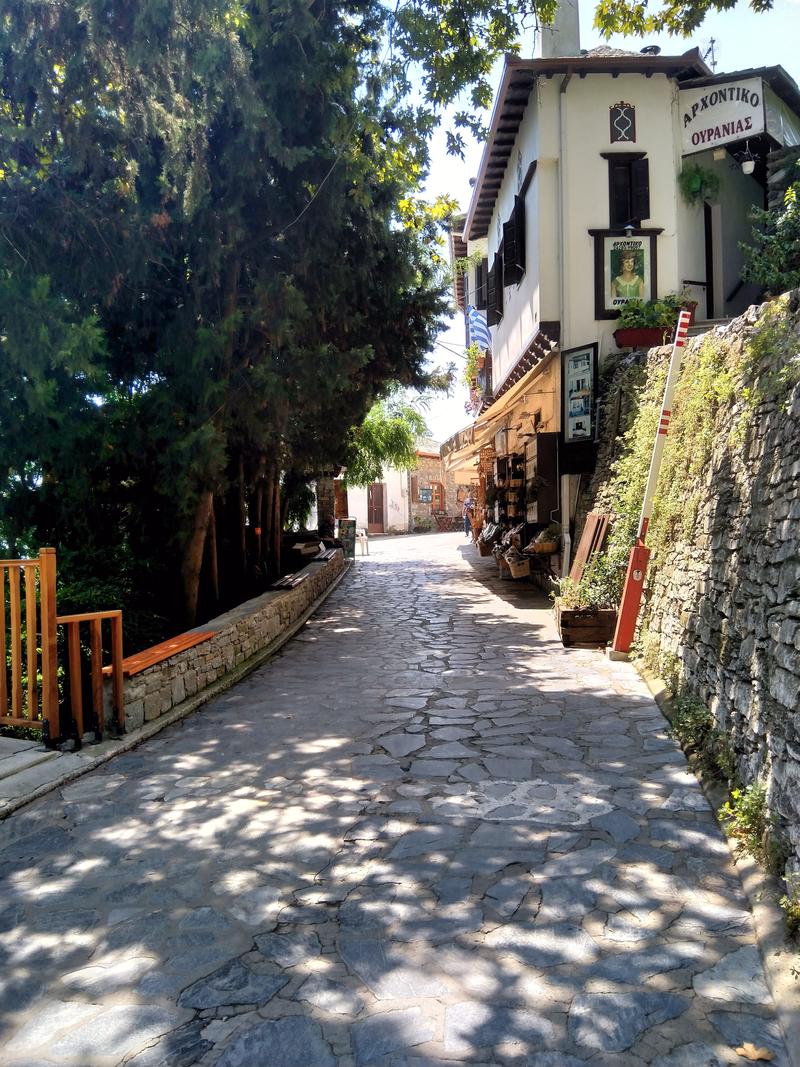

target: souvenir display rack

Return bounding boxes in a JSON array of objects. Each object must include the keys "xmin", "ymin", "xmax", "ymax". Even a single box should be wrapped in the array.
[{"xmin": 475, "ymin": 431, "xmax": 561, "ymax": 581}]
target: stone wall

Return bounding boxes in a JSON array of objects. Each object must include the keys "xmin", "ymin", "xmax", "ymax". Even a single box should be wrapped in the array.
[
  {"xmin": 121, "ymin": 552, "xmax": 346, "ymax": 733},
  {"xmin": 580, "ymin": 294, "xmax": 800, "ymax": 868},
  {"xmin": 413, "ymin": 454, "xmax": 471, "ymax": 519}
]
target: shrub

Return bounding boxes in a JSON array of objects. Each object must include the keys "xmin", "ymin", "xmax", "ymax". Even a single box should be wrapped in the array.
[
  {"xmin": 741, "ymin": 174, "xmax": 800, "ymax": 293},
  {"xmin": 668, "ymin": 694, "xmax": 736, "ymax": 783},
  {"xmin": 719, "ymin": 780, "xmax": 780, "ymax": 867},
  {"xmin": 780, "ymin": 874, "xmax": 800, "ymax": 939}
]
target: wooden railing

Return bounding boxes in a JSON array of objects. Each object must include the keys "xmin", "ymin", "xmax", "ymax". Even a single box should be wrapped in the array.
[
  {"xmin": 0, "ymin": 548, "xmax": 58, "ymax": 736},
  {"xmin": 1, "ymin": 548, "xmax": 124, "ymax": 742},
  {"xmin": 56, "ymin": 611, "xmax": 124, "ymax": 738}
]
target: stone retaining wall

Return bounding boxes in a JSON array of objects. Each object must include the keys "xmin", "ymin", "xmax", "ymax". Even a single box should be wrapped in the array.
[
  {"xmin": 582, "ymin": 294, "xmax": 800, "ymax": 869},
  {"xmin": 121, "ymin": 552, "xmax": 346, "ymax": 733}
]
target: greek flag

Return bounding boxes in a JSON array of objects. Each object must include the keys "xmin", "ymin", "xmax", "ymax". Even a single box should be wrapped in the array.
[{"xmin": 467, "ymin": 304, "xmax": 491, "ymax": 351}]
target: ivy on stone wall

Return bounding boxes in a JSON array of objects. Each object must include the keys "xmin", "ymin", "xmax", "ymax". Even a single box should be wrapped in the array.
[{"xmin": 581, "ymin": 291, "xmax": 800, "ymax": 881}]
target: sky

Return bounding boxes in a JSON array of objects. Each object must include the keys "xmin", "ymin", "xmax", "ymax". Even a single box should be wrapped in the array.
[{"xmin": 420, "ymin": 0, "xmax": 800, "ymax": 444}]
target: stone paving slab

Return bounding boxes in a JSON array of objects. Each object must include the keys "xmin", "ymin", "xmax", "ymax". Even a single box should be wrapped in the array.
[{"xmin": 0, "ymin": 532, "xmax": 796, "ymax": 1066}]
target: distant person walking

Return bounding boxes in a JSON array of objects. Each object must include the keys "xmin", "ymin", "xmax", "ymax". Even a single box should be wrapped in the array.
[{"xmin": 463, "ymin": 494, "xmax": 475, "ymax": 539}]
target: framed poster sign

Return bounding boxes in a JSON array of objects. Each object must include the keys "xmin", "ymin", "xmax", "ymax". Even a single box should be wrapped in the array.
[
  {"xmin": 418, "ymin": 487, "xmax": 432, "ymax": 503},
  {"xmin": 590, "ymin": 229, "xmax": 660, "ymax": 320},
  {"xmin": 336, "ymin": 518, "xmax": 356, "ymax": 560},
  {"xmin": 561, "ymin": 343, "xmax": 598, "ymax": 444}
]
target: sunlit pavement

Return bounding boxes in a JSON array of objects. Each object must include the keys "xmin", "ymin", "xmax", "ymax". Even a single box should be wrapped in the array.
[{"xmin": 0, "ymin": 532, "xmax": 789, "ymax": 1065}]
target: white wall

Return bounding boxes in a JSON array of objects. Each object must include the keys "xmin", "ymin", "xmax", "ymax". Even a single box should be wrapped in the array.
[
  {"xmin": 675, "ymin": 147, "xmax": 764, "ymax": 318},
  {"xmin": 343, "ymin": 467, "xmax": 410, "ymax": 533},
  {"xmin": 485, "ymin": 70, "xmax": 687, "ymax": 381},
  {"xmin": 488, "ymin": 96, "xmax": 542, "ymax": 390}
]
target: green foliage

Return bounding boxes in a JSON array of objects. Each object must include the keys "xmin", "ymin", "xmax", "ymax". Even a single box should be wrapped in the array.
[
  {"xmin": 780, "ymin": 875, "xmax": 800, "ymax": 938},
  {"xmin": 0, "ymin": 0, "xmax": 452, "ymax": 635},
  {"xmin": 463, "ymin": 342, "xmax": 485, "ymax": 387},
  {"xmin": 667, "ymin": 694, "xmax": 736, "ymax": 781},
  {"xmin": 616, "ymin": 292, "xmax": 693, "ymax": 330},
  {"xmin": 649, "ymin": 337, "xmax": 738, "ymax": 553},
  {"xmin": 551, "ymin": 546, "xmax": 625, "ymax": 609},
  {"xmin": 593, "ymin": 0, "xmax": 775, "ymax": 38},
  {"xmin": 719, "ymin": 780, "xmax": 780, "ymax": 867},
  {"xmin": 344, "ymin": 396, "xmax": 429, "ymax": 487},
  {"xmin": 616, "ymin": 299, "xmax": 673, "ymax": 330},
  {"xmin": 740, "ymin": 295, "xmax": 800, "ymax": 411},
  {"xmin": 678, "ymin": 163, "xmax": 721, "ymax": 206},
  {"xmin": 633, "ymin": 630, "xmax": 683, "ymax": 692},
  {"xmin": 741, "ymin": 175, "xmax": 800, "ymax": 293}
]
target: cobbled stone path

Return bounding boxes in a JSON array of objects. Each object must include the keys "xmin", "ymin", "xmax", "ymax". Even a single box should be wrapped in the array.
[{"xmin": 0, "ymin": 533, "xmax": 790, "ymax": 1066}]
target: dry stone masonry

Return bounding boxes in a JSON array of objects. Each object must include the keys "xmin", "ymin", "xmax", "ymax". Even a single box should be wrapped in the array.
[
  {"xmin": 121, "ymin": 552, "xmax": 345, "ymax": 732},
  {"xmin": 585, "ymin": 292, "xmax": 800, "ymax": 871}
]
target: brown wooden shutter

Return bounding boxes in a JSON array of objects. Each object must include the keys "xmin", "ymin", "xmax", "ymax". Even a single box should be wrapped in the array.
[
  {"xmin": 609, "ymin": 159, "xmax": 631, "ymax": 228},
  {"xmin": 475, "ymin": 258, "xmax": 488, "ymax": 310},
  {"xmin": 630, "ymin": 157, "xmax": 650, "ymax": 223},
  {"xmin": 410, "ymin": 475, "xmax": 419, "ymax": 502},
  {"xmin": 486, "ymin": 263, "xmax": 498, "ymax": 326},
  {"xmin": 503, "ymin": 196, "xmax": 526, "ymax": 285}
]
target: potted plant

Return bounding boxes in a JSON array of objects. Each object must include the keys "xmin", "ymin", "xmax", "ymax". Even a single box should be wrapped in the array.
[
  {"xmin": 551, "ymin": 552, "xmax": 622, "ymax": 647},
  {"xmin": 613, "ymin": 298, "xmax": 676, "ymax": 349},
  {"xmin": 463, "ymin": 342, "xmax": 485, "ymax": 389},
  {"xmin": 678, "ymin": 162, "xmax": 721, "ymax": 207}
]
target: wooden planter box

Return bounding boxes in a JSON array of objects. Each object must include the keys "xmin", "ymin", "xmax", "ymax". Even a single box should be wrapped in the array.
[
  {"xmin": 554, "ymin": 598, "xmax": 618, "ymax": 647},
  {"xmin": 613, "ymin": 327, "xmax": 670, "ymax": 350}
]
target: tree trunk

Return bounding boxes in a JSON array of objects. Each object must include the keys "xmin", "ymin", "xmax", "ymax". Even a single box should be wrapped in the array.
[
  {"xmin": 238, "ymin": 454, "xmax": 247, "ymax": 575},
  {"xmin": 207, "ymin": 497, "xmax": 220, "ymax": 606},
  {"xmin": 271, "ymin": 464, "xmax": 282, "ymax": 576},
  {"xmin": 254, "ymin": 479, "xmax": 264, "ymax": 564},
  {"xmin": 316, "ymin": 474, "xmax": 336, "ymax": 538},
  {"xmin": 181, "ymin": 490, "xmax": 213, "ymax": 627}
]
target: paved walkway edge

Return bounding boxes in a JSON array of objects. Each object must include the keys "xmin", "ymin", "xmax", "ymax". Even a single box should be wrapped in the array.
[
  {"xmin": 0, "ymin": 559, "xmax": 353, "ymax": 822},
  {"xmin": 642, "ymin": 665, "xmax": 800, "ymax": 1066}
]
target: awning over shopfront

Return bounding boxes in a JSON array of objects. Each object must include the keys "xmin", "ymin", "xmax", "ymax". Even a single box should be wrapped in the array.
[
  {"xmin": 441, "ymin": 325, "xmax": 561, "ymax": 471},
  {"xmin": 442, "ymin": 345, "xmax": 561, "ymax": 471}
]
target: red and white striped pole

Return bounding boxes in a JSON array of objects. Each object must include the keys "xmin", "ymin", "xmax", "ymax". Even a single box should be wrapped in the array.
[{"xmin": 611, "ymin": 309, "xmax": 693, "ymax": 654}]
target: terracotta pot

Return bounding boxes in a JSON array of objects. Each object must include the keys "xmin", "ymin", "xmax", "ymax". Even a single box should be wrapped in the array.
[{"xmin": 613, "ymin": 327, "xmax": 670, "ymax": 350}]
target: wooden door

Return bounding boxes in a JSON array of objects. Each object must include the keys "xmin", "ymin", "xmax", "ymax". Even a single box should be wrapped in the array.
[
  {"xmin": 431, "ymin": 481, "xmax": 445, "ymax": 512},
  {"xmin": 334, "ymin": 480, "xmax": 349, "ymax": 520},
  {"xmin": 367, "ymin": 483, "xmax": 385, "ymax": 533}
]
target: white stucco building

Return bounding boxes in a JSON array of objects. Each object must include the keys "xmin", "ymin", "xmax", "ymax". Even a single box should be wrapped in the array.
[{"xmin": 444, "ymin": 11, "xmax": 800, "ymax": 558}]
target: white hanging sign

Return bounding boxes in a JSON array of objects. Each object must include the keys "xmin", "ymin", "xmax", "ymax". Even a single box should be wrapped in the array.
[{"xmin": 680, "ymin": 77, "xmax": 765, "ymax": 155}]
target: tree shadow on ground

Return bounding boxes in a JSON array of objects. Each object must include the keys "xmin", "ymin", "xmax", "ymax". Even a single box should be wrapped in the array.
[{"xmin": 0, "ymin": 539, "xmax": 789, "ymax": 1066}]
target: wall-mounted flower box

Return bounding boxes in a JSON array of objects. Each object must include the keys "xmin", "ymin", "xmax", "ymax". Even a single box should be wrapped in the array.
[{"xmin": 613, "ymin": 326, "xmax": 670, "ymax": 349}]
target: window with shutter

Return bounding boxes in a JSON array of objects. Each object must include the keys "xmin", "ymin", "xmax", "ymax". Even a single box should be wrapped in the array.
[
  {"xmin": 486, "ymin": 263, "xmax": 498, "ymax": 326},
  {"xmin": 410, "ymin": 475, "xmax": 419, "ymax": 502},
  {"xmin": 474, "ymin": 258, "xmax": 488, "ymax": 310},
  {"xmin": 492, "ymin": 252, "xmax": 503, "ymax": 320},
  {"xmin": 603, "ymin": 152, "xmax": 649, "ymax": 228},
  {"xmin": 630, "ymin": 158, "xmax": 650, "ymax": 223},
  {"xmin": 502, "ymin": 196, "xmax": 526, "ymax": 285}
]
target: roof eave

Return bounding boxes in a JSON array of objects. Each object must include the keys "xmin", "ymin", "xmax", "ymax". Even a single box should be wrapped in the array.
[{"xmin": 463, "ymin": 48, "xmax": 711, "ymax": 242}]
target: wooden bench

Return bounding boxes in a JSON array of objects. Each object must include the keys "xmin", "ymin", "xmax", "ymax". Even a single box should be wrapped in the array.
[{"xmin": 103, "ymin": 630, "xmax": 217, "ymax": 679}]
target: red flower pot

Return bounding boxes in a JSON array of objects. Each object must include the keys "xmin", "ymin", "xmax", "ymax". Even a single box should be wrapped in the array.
[{"xmin": 613, "ymin": 327, "xmax": 670, "ymax": 350}]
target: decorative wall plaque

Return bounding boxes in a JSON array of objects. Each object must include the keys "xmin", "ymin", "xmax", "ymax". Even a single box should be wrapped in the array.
[{"xmin": 610, "ymin": 102, "xmax": 636, "ymax": 143}]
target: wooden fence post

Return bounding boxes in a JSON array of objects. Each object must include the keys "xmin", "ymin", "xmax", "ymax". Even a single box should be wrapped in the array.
[{"xmin": 39, "ymin": 548, "xmax": 59, "ymax": 741}]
